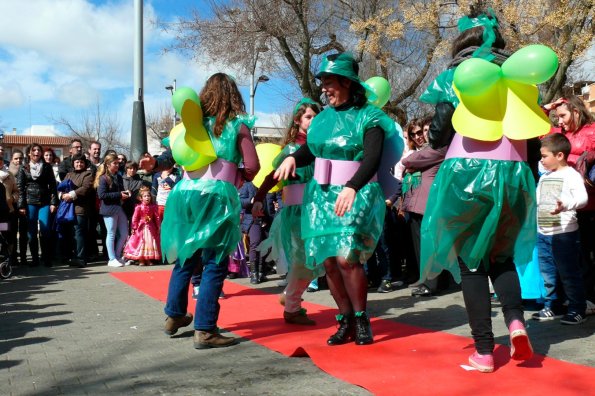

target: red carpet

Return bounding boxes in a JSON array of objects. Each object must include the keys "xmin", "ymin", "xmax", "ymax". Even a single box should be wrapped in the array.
[{"xmin": 112, "ymin": 271, "xmax": 594, "ymax": 395}]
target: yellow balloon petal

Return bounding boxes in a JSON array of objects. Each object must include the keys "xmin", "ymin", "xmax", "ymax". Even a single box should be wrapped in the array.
[
  {"xmin": 180, "ymin": 100, "xmax": 217, "ymax": 171},
  {"xmin": 453, "ymin": 79, "xmax": 551, "ymax": 142},
  {"xmin": 452, "ymin": 81, "xmax": 507, "ymax": 141},
  {"xmin": 253, "ymin": 143, "xmax": 283, "ymax": 193},
  {"xmin": 502, "ymin": 80, "xmax": 551, "ymax": 140}
]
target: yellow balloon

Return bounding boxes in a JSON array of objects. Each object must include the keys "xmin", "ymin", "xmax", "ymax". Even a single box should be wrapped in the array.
[
  {"xmin": 180, "ymin": 99, "xmax": 217, "ymax": 171},
  {"xmin": 253, "ymin": 143, "xmax": 283, "ymax": 193}
]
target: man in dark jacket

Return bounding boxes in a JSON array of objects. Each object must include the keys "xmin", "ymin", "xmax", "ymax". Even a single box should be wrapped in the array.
[{"xmin": 58, "ymin": 139, "xmax": 85, "ymax": 181}]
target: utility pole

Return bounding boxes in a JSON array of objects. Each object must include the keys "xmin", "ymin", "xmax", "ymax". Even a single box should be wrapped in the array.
[{"xmin": 130, "ymin": 0, "xmax": 147, "ymax": 159}]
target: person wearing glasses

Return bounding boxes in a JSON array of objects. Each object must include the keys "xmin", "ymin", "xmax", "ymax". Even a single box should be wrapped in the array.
[{"xmin": 58, "ymin": 139, "xmax": 88, "ymax": 181}]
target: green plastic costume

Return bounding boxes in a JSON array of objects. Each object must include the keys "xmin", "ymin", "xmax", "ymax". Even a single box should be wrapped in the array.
[
  {"xmin": 302, "ymin": 103, "xmax": 397, "ymax": 267},
  {"xmin": 258, "ymin": 143, "xmax": 324, "ymax": 277},
  {"xmin": 418, "ymin": 14, "xmax": 537, "ymax": 283},
  {"xmin": 161, "ymin": 115, "xmax": 254, "ymax": 266}
]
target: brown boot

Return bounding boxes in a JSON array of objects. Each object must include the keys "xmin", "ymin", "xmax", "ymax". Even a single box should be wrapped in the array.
[
  {"xmin": 284, "ymin": 309, "xmax": 316, "ymax": 326},
  {"xmin": 193, "ymin": 330, "xmax": 238, "ymax": 349},
  {"xmin": 279, "ymin": 293, "xmax": 286, "ymax": 306},
  {"xmin": 164, "ymin": 313, "xmax": 193, "ymax": 336}
]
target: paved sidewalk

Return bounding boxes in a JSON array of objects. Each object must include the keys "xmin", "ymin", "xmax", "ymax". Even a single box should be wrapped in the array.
[{"xmin": 1, "ymin": 263, "xmax": 594, "ymax": 395}]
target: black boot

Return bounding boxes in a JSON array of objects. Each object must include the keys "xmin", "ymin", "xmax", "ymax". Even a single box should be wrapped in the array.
[
  {"xmin": 249, "ymin": 261, "xmax": 259, "ymax": 284},
  {"xmin": 354, "ymin": 311, "xmax": 373, "ymax": 345},
  {"xmin": 327, "ymin": 313, "xmax": 355, "ymax": 346}
]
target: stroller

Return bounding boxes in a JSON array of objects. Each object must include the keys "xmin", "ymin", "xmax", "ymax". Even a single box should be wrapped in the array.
[{"xmin": 0, "ymin": 182, "xmax": 13, "ymax": 279}]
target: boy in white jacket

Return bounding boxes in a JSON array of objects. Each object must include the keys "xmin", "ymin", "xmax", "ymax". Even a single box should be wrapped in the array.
[{"xmin": 534, "ymin": 133, "xmax": 588, "ymax": 324}]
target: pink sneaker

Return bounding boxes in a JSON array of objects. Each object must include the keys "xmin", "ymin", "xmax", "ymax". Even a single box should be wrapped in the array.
[
  {"xmin": 509, "ymin": 319, "xmax": 533, "ymax": 361},
  {"xmin": 469, "ymin": 351, "xmax": 494, "ymax": 373}
]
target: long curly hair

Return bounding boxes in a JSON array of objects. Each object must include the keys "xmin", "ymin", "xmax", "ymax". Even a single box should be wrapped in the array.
[
  {"xmin": 283, "ymin": 102, "xmax": 322, "ymax": 147},
  {"xmin": 199, "ymin": 73, "xmax": 246, "ymax": 137}
]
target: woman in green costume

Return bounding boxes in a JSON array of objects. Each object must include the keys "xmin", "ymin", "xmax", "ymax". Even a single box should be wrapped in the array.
[
  {"xmin": 419, "ymin": 9, "xmax": 538, "ymax": 372},
  {"xmin": 275, "ymin": 53, "xmax": 397, "ymax": 345},
  {"xmin": 252, "ymin": 98, "xmax": 321, "ymax": 326},
  {"xmin": 161, "ymin": 73, "xmax": 260, "ymax": 349}
]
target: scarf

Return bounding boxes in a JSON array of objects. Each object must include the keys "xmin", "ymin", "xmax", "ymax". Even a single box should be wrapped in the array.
[{"xmin": 30, "ymin": 161, "xmax": 43, "ymax": 180}]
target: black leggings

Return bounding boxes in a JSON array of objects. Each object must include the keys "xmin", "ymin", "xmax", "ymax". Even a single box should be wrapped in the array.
[{"xmin": 458, "ymin": 257, "xmax": 525, "ymax": 355}]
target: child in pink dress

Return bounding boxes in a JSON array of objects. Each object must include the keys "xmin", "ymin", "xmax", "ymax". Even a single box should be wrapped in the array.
[{"xmin": 124, "ymin": 186, "xmax": 161, "ymax": 265}]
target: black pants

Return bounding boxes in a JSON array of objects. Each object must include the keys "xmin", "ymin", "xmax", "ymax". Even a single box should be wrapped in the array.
[{"xmin": 458, "ymin": 257, "xmax": 524, "ymax": 355}]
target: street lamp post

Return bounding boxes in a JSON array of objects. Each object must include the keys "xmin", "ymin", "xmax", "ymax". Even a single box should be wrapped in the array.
[
  {"xmin": 249, "ymin": 45, "xmax": 270, "ymax": 139},
  {"xmin": 165, "ymin": 79, "xmax": 177, "ymax": 129},
  {"xmin": 250, "ymin": 75, "xmax": 270, "ymax": 116}
]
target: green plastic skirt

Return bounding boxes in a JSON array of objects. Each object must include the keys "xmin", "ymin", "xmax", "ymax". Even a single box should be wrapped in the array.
[
  {"xmin": 259, "ymin": 204, "xmax": 325, "ymax": 278},
  {"xmin": 420, "ymin": 158, "xmax": 536, "ymax": 283},
  {"xmin": 302, "ymin": 180, "xmax": 385, "ymax": 267},
  {"xmin": 161, "ymin": 178, "xmax": 241, "ymax": 266}
]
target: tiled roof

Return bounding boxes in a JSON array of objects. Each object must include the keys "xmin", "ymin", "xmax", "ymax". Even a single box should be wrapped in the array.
[{"xmin": 1, "ymin": 135, "xmax": 72, "ymax": 146}]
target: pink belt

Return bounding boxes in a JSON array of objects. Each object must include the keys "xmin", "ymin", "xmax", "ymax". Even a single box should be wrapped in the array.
[
  {"xmin": 313, "ymin": 158, "xmax": 377, "ymax": 185},
  {"xmin": 282, "ymin": 183, "xmax": 305, "ymax": 206},
  {"xmin": 445, "ymin": 133, "xmax": 527, "ymax": 162},
  {"xmin": 184, "ymin": 158, "xmax": 239, "ymax": 185}
]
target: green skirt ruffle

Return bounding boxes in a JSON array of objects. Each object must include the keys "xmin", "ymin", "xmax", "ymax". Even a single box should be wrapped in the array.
[
  {"xmin": 302, "ymin": 181, "xmax": 385, "ymax": 267},
  {"xmin": 161, "ymin": 178, "xmax": 241, "ymax": 266},
  {"xmin": 420, "ymin": 158, "xmax": 536, "ymax": 283},
  {"xmin": 259, "ymin": 204, "xmax": 325, "ymax": 278}
]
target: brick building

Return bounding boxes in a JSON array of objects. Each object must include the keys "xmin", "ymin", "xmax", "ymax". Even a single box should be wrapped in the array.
[{"xmin": 0, "ymin": 133, "xmax": 71, "ymax": 162}]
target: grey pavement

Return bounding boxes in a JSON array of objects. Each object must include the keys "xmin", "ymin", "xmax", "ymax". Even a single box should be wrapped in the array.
[{"xmin": 1, "ymin": 262, "xmax": 594, "ymax": 396}]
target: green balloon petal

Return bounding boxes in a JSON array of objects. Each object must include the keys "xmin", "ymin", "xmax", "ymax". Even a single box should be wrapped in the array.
[
  {"xmin": 501, "ymin": 45, "xmax": 559, "ymax": 85},
  {"xmin": 453, "ymin": 58, "xmax": 501, "ymax": 96}
]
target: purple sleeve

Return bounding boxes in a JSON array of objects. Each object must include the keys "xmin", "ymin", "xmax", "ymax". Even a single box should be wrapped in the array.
[{"xmin": 237, "ymin": 124, "xmax": 260, "ymax": 181}]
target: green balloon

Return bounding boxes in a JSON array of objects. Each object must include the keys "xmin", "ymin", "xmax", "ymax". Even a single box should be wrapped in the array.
[
  {"xmin": 172, "ymin": 86, "xmax": 200, "ymax": 115},
  {"xmin": 365, "ymin": 76, "xmax": 391, "ymax": 108},
  {"xmin": 501, "ymin": 45, "xmax": 559, "ymax": 85},
  {"xmin": 453, "ymin": 58, "xmax": 501, "ymax": 96}
]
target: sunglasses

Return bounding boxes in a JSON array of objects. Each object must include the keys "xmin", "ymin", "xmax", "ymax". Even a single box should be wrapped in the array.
[{"xmin": 409, "ymin": 131, "xmax": 424, "ymax": 138}]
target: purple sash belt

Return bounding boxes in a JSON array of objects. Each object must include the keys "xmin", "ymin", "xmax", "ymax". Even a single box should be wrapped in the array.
[
  {"xmin": 313, "ymin": 158, "xmax": 377, "ymax": 186},
  {"xmin": 282, "ymin": 183, "xmax": 305, "ymax": 206},
  {"xmin": 184, "ymin": 158, "xmax": 239, "ymax": 185},
  {"xmin": 445, "ymin": 133, "xmax": 527, "ymax": 162}
]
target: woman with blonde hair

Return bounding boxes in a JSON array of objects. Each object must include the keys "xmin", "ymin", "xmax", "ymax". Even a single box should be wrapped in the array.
[{"xmin": 95, "ymin": 153, "xmax": 131, "ymax": 267}]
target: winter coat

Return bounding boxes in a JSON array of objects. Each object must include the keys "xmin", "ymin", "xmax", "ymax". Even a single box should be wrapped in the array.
[
  {"xmin": 64, "ymin": 170, "xmax": 95, "ymax": 216},
  {"xmin": 17, "ymin": 161, "xmax": 58, "ymax": 209}
]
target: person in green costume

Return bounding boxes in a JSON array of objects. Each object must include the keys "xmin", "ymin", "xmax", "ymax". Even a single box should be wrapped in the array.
[
  {"xmin": 161, "ymin": 73, "xmax": 260, "ymax": 349},
  {"xmin": 275, "ymin": 53, "xmax": 397, "ymax": 346},
  {"xmin": 419, "ymin": 8, "xmax": 538, "ymax": 372},
  {"xmin": 252, "ymin": 98, "xmax": 322, "ymax": 326}
]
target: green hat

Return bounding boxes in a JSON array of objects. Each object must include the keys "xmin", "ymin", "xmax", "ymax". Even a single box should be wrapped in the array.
[{"xmin": 316, "ymin": 53, "xmax": 377, "ymax": 102}]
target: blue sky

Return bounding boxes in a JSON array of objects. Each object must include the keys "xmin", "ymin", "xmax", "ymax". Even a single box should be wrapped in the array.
[{"xmin": 0, "ymin": 0, "xmax": 289, "ymax": 140}]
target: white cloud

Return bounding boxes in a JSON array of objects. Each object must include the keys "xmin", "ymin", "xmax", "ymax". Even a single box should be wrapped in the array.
[
  {"xmin": 23, "ymin": 124, "xmax": 62, "ymax": 136},
  {"xmin": 0, "ymin": 81, "xmax": 24, "ymax": 108},
  {"xmin": 55, "ymin": 79, "xmax": 99, "ymax": 107}
]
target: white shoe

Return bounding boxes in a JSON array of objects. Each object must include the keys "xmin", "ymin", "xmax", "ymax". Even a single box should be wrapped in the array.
[
  {"xmin": 586, "ymin": 300, "xmax": 595, "ymax": 316},
  {"xmin": 125, "ymin": 260, "xmax": 135, "ymax": 266},
  {"xmin": 107, "ymin": 259, "xmax": 123, "ymax": 267}
]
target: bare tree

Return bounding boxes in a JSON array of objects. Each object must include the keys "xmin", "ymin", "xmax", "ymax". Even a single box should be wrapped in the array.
[
  {"xmin": 163, "ymin": 0, "xmax": 593, "ymax": 124},
  {"xmin": 146, "ymin": 103, "xmax": 175, "ymax": 146},
  {"xmin": 50, "ymin": 100, "xmax": 129, "ymax": 155}
]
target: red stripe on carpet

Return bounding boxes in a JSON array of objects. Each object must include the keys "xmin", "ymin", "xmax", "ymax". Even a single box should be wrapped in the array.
[{"xmin": 112, "ymin": 271, "xmax": 594, "ymax": 395}]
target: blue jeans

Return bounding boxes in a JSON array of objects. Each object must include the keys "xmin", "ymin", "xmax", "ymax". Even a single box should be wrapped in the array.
[
  {"xmin": 537, "ymin": 231, "xmax": 586, "ymax": 315},
  {"xmin": 164, "ymin": 249, "xmax": 228, "ymax": 331},
  {"xmin": 102, "ymin": 207, "xmax": 128, "ymax": 260},
  {"xmin": 61, "ymin": 215, "xmax": 88, "ymax": 262},
  {"xmin": 27, "ymin": 204, "xmax": 52, "ymax": 262}
]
